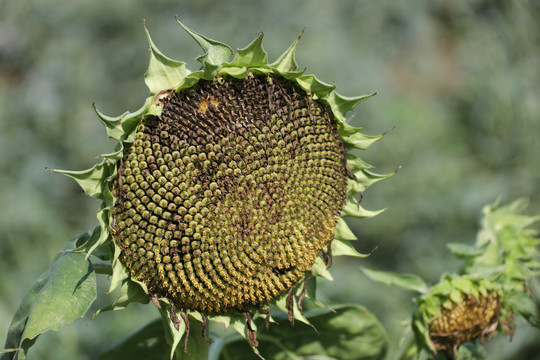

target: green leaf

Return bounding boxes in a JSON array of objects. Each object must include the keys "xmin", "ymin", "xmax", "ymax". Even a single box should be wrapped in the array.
[
  {"xmin": 3, "ymin": 252, "xmax": 96, "ymax": 359},
  {"xmin": 334, "ymin": 218, "xmax": 357, "ymax": 241},
  {"xmin": 311, "ymin": 256, "xmax": 334, "ymax": 281},
  {"xmin": 269, "ymin": 29, "xmax": 303, "ymax": 72},
  {"xmin": 57, "ymin": 226, "xmax": 99, "ymax": 257},
  {"xmin": 411, "ymin": 311, "xmax": 434, "ymax": 353},
  {"xmin": 362, "ymin": 268, "xmax": 428, "ymax": 294},
  {"xmin": 93, "ymin": 278, "xmax": 149, "ymax": 317},
  {"xmin": 341, "ymin": 196, "xmax": 384, "ymax": 219},
  {"xmin": 50, "ymin": 160, "xmax": 114, "ymax": 199},
  {"xmin": 173, "ymin": 319, "xmax": 211, "ymax": 360},
  {"xmin": 273, "ymin": 291, "xmax": 311, "ymax": 326},
  {"xmin": 346, "ymin": 153, "xmax": 372, "ymax": 172},
  {"xmin": 447, "ymin": 243, "xmax": 488, "ymax": 259},
  {"xmin": 93, "ymin": 104, "xmax": 128, "ymax": 142},
  {"xmin": 144, "ymin": 22, "xmax": 190, "ymax": 95},
  {"xmin": 108, "ymin": 243, "xmax": 131, "ymax": 293},
  {"xmin": 331, "ymin": 239, "xmax": 370, "ymax": 258},
  {"xmin": 324, "ymin": 91, "xmax": 376, "ymax": 122},
  {"xmin": 339, "ymin": 122, "xmax": 363, "ymax": 136},
  {"xmin": 342, "ymin": 131, "xmax": 383, "ymax": 150},
  {"xmin": 88, "ymin": 207, "xmax": 113, "ymax": 261},
  {"xmin": 452, "ymin": 276, "xmax": 474, "ymax": 295},
  {"xmin": 455, "ymin": 342, "xmax": 488, "ymax": 360},
  {"xmin": 354, "ymin": 169, "xmax": 395, "ymax": 190},
  {"xmin": 227, "ymin": 32, "xmax": 268, "ymax": 68},
  {"xmin": 218, "ymin": 66, "xmax": 249, "ymax": 79},
  {"xmin": 421, "ymin": 296, "xmax": 442, "ymax": 319},
  {"xmin": 157, "ymin": 301, "xmax": 187, "ymax": 360},
  {"xmin": 304, "ymin": 276, "xmax": 327, "ymax": 309},
  {"xmin": 295, "ymin": 74, "xmax": 336, "ymax": 98},
  {"xmin": 449, "ymin": 288, "xmax": 463, "ymax": 303},
  {"xmin": 219, "ymin": 305, "xmax": 388, "ymax": 360},
  {"xmin": 176, "ymin": 19, "xmax": 233, "ymax": 66},
  {"xmin": 504, "ymin": 292, "xmax": 540, "ymax": 328},
  {"xmin": 176, "ymin": 73, "xmax": 204, "ymax": 91},
  {"xmin": 94, "ymin": 97, "xmax": 152, "ymax": 145}
]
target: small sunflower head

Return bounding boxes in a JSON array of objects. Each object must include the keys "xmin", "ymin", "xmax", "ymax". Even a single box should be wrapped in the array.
[
  {"xmin": 56, "ymin": 19, "xmax": 390, "ymax": 357},
  {"xmin": 428, "ymin": 292, "xmax": 500, "ymax": 351},
  {"xmin": 412, "ymin": 275, "xmax": 509, "ymax": 355}
]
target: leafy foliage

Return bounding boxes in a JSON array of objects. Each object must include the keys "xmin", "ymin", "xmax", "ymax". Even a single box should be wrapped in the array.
[
  {"xmin": 218, "ymin": 305, "xmax": 388, "ymax": 360},
  {"xmin": 364, "ymin": 199, "xmax": 540, "ymax": 359}
]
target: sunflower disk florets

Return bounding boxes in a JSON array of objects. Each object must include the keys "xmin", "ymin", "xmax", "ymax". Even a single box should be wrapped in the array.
[{"xmin": 111, "ymin": 74, "xmax": 349, "ymax": 313}]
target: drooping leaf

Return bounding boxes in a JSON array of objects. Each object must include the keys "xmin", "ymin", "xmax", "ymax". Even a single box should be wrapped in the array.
[
  {"xmin": 331, "ymin": 239, "xmax": 370, "ymax": 258},
  {"xmin": 269, "ymin": 28, "xmax": 303, "ymax": 72},
  {"xmin": 447, "ymin": 243, "xmax": 488, "ymax": 259},
  {"xmin": 94, "ymin": 278, "xmax": 149, "ymax": 316},
  {"xmin": 454, "ymin": 342, "xmax": 488, "ymax": 360},
  {"xmin": 504, "ymin": 292, "xmax": 540, "ymax": 328},
  {"xmin": 334, "ymin": 218, "xmax": 357, "ymax": 241},
  {"xmin": 144, "ymin": 22, "xmax": 190, "ymax": 95},
  {"xmin": 362, "ymin": 268, "xmax": 428, "ymax": 294},
  {"xmin": 295, "ymin": 74, "xmax": 336, "ymax": 98},
  {"xmin": 2, "ymin": 251, "xmax": 96, "ymax": 360},
  {"xmin": 51, "ymin": 161, "xmax": 114, "ymax": 199},
  {"xmin": 353, "ymin": 169, "xmax": 395, "ymax": 192},
  {"xmin": 324, "ymin": 91, "xmax": 376, "ymax": 123},
  {"xmin": 311, "ymin": 256, "xmax": 334, "ymax": 281},
  {"xmin": 274, "ymin": 291, "xmax": 311, "ymax": 326},
  {"xmin": 342, "ymin": 131, "xmax": 383, "ymax": 150}
]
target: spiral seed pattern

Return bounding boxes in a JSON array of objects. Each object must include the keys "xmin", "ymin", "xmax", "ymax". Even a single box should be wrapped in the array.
[{"xmin": 111, "ymin": 74, "xmax": 349, "ymax": 313}]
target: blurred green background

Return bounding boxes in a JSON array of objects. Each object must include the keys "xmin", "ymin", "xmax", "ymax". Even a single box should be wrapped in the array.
[{"xmin": 1, "ymin": 0, "xmax": 539, "ymax": 359}]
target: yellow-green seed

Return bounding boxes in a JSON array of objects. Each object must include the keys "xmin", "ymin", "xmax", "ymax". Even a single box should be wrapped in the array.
[{"xmin": 111, "ymin": 74, "xmax": 348, "ymax": 313}]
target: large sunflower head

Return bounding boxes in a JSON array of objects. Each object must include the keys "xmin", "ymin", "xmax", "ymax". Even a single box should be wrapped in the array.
[{"xmin": 56, "ymin": 19, "xmax": 390, "ymax": 357}]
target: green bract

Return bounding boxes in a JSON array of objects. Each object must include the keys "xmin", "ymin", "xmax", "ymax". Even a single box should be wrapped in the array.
[{"xmin": 54, "ymin": 20, "xmax": 390, "ymax": 358}]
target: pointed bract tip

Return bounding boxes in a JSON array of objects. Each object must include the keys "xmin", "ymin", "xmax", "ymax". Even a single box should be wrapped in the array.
[
  {"xmin": 299, "ymin": 26, "xmax": 306, "ymax": 39},
  {"xmin": 175, "ymin": 17, "xmax": 233, "ymax": 66},
  {"xmin": 382, "ymin": 126, "xmax": 395, "ymax": 136}
]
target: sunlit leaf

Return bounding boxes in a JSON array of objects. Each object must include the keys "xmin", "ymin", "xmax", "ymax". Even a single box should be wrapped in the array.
[{"xmin": 362, "ymin": 268, "xmax": 428, "ymax": 294}]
